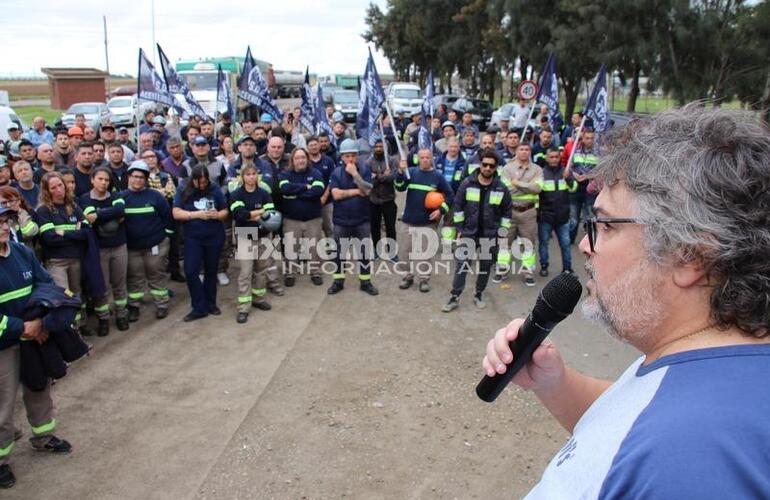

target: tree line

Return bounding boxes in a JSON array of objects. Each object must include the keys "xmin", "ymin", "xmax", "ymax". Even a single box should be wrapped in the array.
[{"xmin": 364, "ymin": 0, "xmax": 770, "ymax": 119}]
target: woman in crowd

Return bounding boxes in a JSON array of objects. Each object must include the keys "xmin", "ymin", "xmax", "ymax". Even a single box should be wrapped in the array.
[
  {"xmin": 58, "ymin": 168, "xmax": 77, "ymax": 199},
  {"xmin": 0, "ymin": 186, "xmax": 38, "ymax": 247},
  {"xmin": 80, "ymin": 166, "xmax": 129, "ymax": 335},
  {"xmin": 172, "ymin": 165, "xmax": 227, "ymax": 322},
  {"xmin": 229, "ymin": 163, "xmax": 274, "ymax": 323},
  {"xmin": 216, "ymin": 136, "xmax": 237, "ymax": 169},
  {"xmin": 36, "ymin": 172, "xmax": 93, "ymax": 336}
]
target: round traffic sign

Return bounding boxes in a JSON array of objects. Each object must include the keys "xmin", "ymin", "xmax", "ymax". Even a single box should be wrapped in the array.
[{"xmin": 517, "ymin": 80, "xmax": 538, "ymax": 100}]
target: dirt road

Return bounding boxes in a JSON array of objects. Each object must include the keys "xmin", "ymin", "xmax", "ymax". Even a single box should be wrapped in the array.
[{"xmin": 3, "ymin": 243, "xmax": 638, "ymax": 499}]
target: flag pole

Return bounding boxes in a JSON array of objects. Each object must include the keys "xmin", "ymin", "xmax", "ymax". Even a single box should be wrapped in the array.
[
  {"xmin": 378, "ymin": 116, "xmax": 390, "ymax": 169},
  {"xmin": 564, "ymin": 114, "xmax": 588, "ymax": 171},
  {"xmin": 383, "ymin": 102, "xmax": 405, "ymax": 160}
]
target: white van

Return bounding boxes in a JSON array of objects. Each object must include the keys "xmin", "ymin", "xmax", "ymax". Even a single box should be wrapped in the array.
[
  {"xmin": 0, "ymin": 106, "xmax": 25, "ymax": 142},
  {"xmin": 385, "ymin": 82, "xmax": 422, "ymax": 117}
]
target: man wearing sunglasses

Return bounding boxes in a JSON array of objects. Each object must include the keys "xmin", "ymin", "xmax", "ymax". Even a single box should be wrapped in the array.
[
  {"xmin": 442, "ymin": 150, "xmax": 511, "ymax": 312},
  {"xmin": 482, "ymin": 106, "xmax": 770, "ymax": 498}
]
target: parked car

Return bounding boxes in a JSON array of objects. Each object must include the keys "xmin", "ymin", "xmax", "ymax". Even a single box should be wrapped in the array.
[
  {"xmin": 0, "ymin": 106, "xmax": 25, "ymax": 142},
  {"xmin": 490, "ymin": 103, "xmax": 517, "ymax": 129},
  {"xmin": 61, "ymin": 102, "xmax": 110, "ymax": 130},
  {"xmin": 385, "ymin": 82, "xmax": 422, "ymax": 117},
  {"xmin": 432, "ymin": 94, "xmax": 462, "ymax": 113},
  {"xmin": 107, "ymin": 95, "xmax": 137, "ymax": 127},
  {"xmin": 330, "ymin": 90, "xmax": 360, "ymax": 123},
  {"xmin": 451, "ymin": 97, "xmax": 493, "ymax": 130},
  {"xmin": 110, "ymin": 86, "xmax": 137, "ymax": 97},
  {"xmin": 321, "ymin": 85, "xmax": 344, "ymax": 105}
]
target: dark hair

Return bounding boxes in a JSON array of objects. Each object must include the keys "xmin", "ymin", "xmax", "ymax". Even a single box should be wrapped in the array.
[
  {"xmin": 55, "ymin": 129, "xmax": 69, "ymax": 139},
  {"xmin": 307, "ymin": 135, "xmax": 319, "ymax": 144},
  {"xmin": 271, "ymin": 126, "xmax": 287, "ymax": 140},
  {"xmin": 75, "ymin": 142, "xmax": 94, "ymax": 153},
  {"xmin": 219, "ymin": 125, "xmax": 232, "ymax": 138},
  {"xmin": 93, "ymin": 140, "xmax": 105, "ymax": 148},
  {"xmin": 546, "ymin": 146, "xmax": 561, "ymax": 155},
  {"xmin": 479, "ymin": 149, "xmax": 500, "ymax": 164},
  {"xmin": 18, "ymin": 139, "xmax": 34, "ymax": 149},
  {"xmin": 187, "ymin": 124, "xmax": 201, "ymax": 134},
  {"xmin": 108, "ymin": 142, "xmax": 123, "ymax": 151},
  {"xmin": 318, "ymin": 132, "xmax": 330, "ymax": 140},
  {"xmin": 0, "ymin": 185, "xmax": 32, "ymax": 213},
  {"xmin": 58, "ymin": 167, "xmax": 74, "ymax": 177},
  {"xmin": 91, "ymin": 165, "xmax": 120, "ymax": 191},
  {"xmin": 181, "ymin": 165, "xmax": 212, "ymax": 203},
  {"xmin": 506, "ymin": 130, "xmax": 520, "ymax": 138}
]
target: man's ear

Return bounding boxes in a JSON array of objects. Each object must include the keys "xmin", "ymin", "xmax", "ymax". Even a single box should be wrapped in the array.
[{"xmin": 672, "ymin": 247, "xmax": 710, "ymax": 288}]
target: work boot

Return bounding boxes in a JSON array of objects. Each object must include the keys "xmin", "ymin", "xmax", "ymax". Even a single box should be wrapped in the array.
[
  {"xmin": 284, "ymin": 276, "xmax": 295, "ymax": 287},
  {"xmin": 30, "ymin": 435, "xmax": 71, "ymax": 454},
  {"xmin": 473, "ymin": 292, "xmax": 486, "ymax": 309},
  {"xmin": 269, "ymin": 285, "xmax": 285, "ymax": 296},
  {"xmin": 539, "ymin": 266, "xmax": 549, "ymax": 277},
  {"xmin": 442, "ymin": 295, "xmax": 459, "ymax": 313},
  {"xmin": 169, "ymin": 270, "xmax": 186, "ymax": 283},
  {"xmin": 236, "ymin": 312, "xmax": 248, "ymax": 324},
  {"xmin": 183, "ymin": 311, "xmax": 207, "ymax": 322},
  {"xmin": 399, "ymin": 276, "xmax": 413, "ymax": 290},
  {"xmin": 252, "ymin": 299, "xmax": 272, "ymax": 311},
  {"xmin": 97, "ymin": 319, "xmax": 109, "ymax": 337},
  {"xmin": 360, "ymin": 282, "xmax": 379, "ymax": 296},
  {"xmin": 525, "ymin": 276, "xmax": 536, "ymax": 287},
  {"xmin": 311, "ymin": 275, "xmax": 323, "ymax": 286},
  {"xmin": 327, "ymin": 280, "xmax": 345, "ymax": 295},
  {"xmin": 116, "ymin": 316, "xmax": 129, "ymax": 331},
  {"xmin": 127, "ymin": 306, "xmax": 140, "ymax": 323},
  {"xmin": 156, "ymin": 307, "xmax": 169, "ymax": 319},
  {"xmin": 0, "ymin": 464, "xmax": 15, "ymax": 489},
  {"xmin": 79, "ymin": 325, "xmax": 95, "ymax": 337},
  {"xmin": 419, "ymin": 281, "xmax": 431, "ymax": 293}
]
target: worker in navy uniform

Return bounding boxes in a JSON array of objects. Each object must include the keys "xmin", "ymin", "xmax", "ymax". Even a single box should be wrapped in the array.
[{"xmin": 0, "ymin": 205, "xmax": 72, "ymax": 489}]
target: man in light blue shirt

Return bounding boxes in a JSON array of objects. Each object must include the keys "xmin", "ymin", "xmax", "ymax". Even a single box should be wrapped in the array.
[{"xmin": 24, "ymin": 117, "xmax": 54, "ymax": 148}]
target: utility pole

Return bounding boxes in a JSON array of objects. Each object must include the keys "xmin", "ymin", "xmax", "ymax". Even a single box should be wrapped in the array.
[
  {"xmin": 103, "ymin": 15, "xmax": 110, "ymax": 100},
  {"xmin": 151, "ymin": 0, "xmax": 157, "ymax": 66}
]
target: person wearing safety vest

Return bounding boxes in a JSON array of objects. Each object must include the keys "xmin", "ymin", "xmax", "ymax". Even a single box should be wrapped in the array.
[
  {"xmin": 395, "ymin": 148, "xmax": 454, "ymax": 293},
  {"xmin": 568, "ymin": 129, "xmax": 599, "ymax": 244},
  {"xmin": 495, "ymin": 142, "xmax": 543, "ymax": 286},
  {"xmin": 327, "ymin": 139, "xmax": 379, "ymax": 296},
  {"xmin": 121, "ymin": 161, "xmax": 173, "ymax": 321},
  {"xmin": 229, "ymin": 164, "xmax": 275, "ymax": 324},
  {"xmin": 0, "ymin": 205, "xmax": 72, "ymax": 489},
  {"xmin": 537, "ymin": 148, "xmax": 577, "ymax": 277},
  {"xmin": 442, "ymin": 149, "xmax": 512, "ymax": 312}
]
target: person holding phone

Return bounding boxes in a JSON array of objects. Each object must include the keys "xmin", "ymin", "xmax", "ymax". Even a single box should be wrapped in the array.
[{"xmin": 172, "ymin": 165, "xmax": 228, "ymax": 322}]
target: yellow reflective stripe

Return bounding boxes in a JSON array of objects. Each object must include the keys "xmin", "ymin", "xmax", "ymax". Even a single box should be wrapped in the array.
[
  {"xmin": 165, "ymin": 229, "xmax": 174, "ymax": 234},
  {"xmin": 0, "ymin": 441, "xmax": 13, "ymax": 457},
  {"xmin": 0, "ymin": 285, "xmax": 33, "ymax": 304},
  {"xmin": 94, "ymin": 304, "xmax": 110, "ymax": 312},
  {"xmin": 262, "ymin": 203, "xmax": 275, "ymax": 210},
  {"xmin": 114, "ymin": 299, "xmax": 128, "ymax": 306},
  {"xmin": 128, "ymin": 292, "xmax": 144, "ymax": 299},
  {"xmin": 83, "ymin": 206, "xmax": 96, "ymax": 215},
  {"xmin": 55, "ymin": 224, "xmax": 77, "ymax": 231},
  {"xmin": 259, "ymin": 181, "xmax": 272, "ymax": 194},
  {"xmin": 521, "ymin": 251, "xmax": 536, "ymax": 269},
  {"xmin": 440, "ymin": 227, "xmax": 456, "ymax": 240},
  {"xmin": 394, "ymin": 180, "xmax": 405, "ymax": 188},
  {"xmin": 283, "ymin": 195, "xmax": 297, "ymax": 200},
  {"xmin": 453, "ymin": 211, "xmax": 465, "ymax": 223},
  {"xmin": 407, "ymin": 183, "xmax": 435, "ymax": 192},
  {"xmin": 567, "ymin": 180, "xmax": 578, "ymax": 193},
  {"xmin": 359, "ymin": 274, "xmax": 371, "ymax": 281},
  {"xmin": 489, "ymin": 191, "xmax": 504, "ymax": 205},
  {"xmin": 31, "ymin": 418, "xmax": 56, "ymax": 435},
  {"xmin": 39, "ymin": 222, "xmax": 55, "ymax": 233},
  {"xmin": 150, "ymin": 288, "xmax": 168, "ymax": 297},
  {"xmin": 238, "ymin": 296, "xmax": 251, "ymax": 303},
  {"xmin": 20, "ymin": 220, "xmax": 37, "ymax": 236},
  {"xmin": 333, "ymin": 273, "xmax": 345, "ymax": 280},
  {"xmin": 311, "ymin": 180, "xmax": 325, "ymax": 189},
  {"xmin": 465, "ymin": 187, "xmax": 480, "ymax": 202},
  {"xmin": 497, "ymin": 249, "xmax": 512, "ymax": 265},
  {"xmin": 0, "ymin": 315, "xmax": 8, "ymax": 337},
  {"xmin": 112, "ymin": 198, "xmax": 125, "ymax": 206},
  {"xmin": 125, "ymin": 206, "xmax": 155, "ymax": 214},
  {"xmin": 511, "ymin": 194, "xmax": 539, "ymax": 201},
  {"xmin": 540, "ymin": 180, "xmax": 557, "ymax": 192},
  {"xmin": 251, "ymin": 288, "xmax": 266, "ymax": 296},
  {"xmin": 230, "ymin": 201, "xmax": 245, "ymax": 211},
  {"xmin": 278, "ymin": 180, "xmax": 289, "ymax": 187},
  {"xmin": 501, "ymin": 217, "xmax": 512, "ymax": 229}
]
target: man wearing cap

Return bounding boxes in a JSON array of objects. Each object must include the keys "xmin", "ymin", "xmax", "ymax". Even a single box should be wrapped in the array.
[
  {"xmin": 116, "ymin": 126, "xmax": 137, "ymax": 153},
  {"xmin": 183, "ymin": 136, "xmax": 226, "ymax": 187},
  {"xmin": 24, "ymin": 117, "xmax": 53, "ymax": 148},
  {"xmin": 327, "ymin": 138, "xmax": 378, "ymax": 296},
  {"xmin": 434, "ymin": 121, "xmax": 457, "ymax": 155},
  {"xmin": 151, "ymin": 116, "xmax": 170, "ymax": 152},
  {"xmin": 395, "ymin": 148, "xmax": 454, "ymax": 293},
  {"xmin": 51, "ymin": 130, "xmax": 72, "ymax": 168},
  {"xmin": 4, "ymin": 124, "xmax": 22, "ymax": 151},
  {"xmin": 0, "ymin": 205, "xmax": 73, "ymax": 489},
  {"xmin": 101, "ymin": 123, "xmax": 134, "ymax": 163},
  {"xmin": 66, "ymin": 127, "xmax": 83, "ymax": 152}
]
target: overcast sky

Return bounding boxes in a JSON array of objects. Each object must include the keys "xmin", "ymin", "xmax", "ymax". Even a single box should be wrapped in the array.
[{"xmin": 0, "ymin": 0, "xmax": 392, "ymax": 77}]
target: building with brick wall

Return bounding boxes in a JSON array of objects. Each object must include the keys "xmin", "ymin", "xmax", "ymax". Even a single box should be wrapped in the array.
[{"xmin": 41, "ymin": 68, "xmax": 108, "ymax": 110}]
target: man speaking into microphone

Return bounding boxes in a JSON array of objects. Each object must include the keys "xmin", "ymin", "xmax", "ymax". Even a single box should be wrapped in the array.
[{"xmin": 482, "ymin": 105, "xmax": 770, "ymax": 498}]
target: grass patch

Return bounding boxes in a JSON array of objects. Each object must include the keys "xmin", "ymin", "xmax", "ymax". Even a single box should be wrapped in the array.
[{"xmin": 13, "ymin": 106, "xmax": 61, "ymax": 126}]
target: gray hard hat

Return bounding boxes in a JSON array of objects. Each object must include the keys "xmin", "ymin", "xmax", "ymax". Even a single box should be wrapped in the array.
[
  {"xmin": 259, "ymin": 210, "xmax": 283, "ymax": 233},
  {"xmin": 338, "ymin": 138, "xmax": 358, "ymax": 154},
  {"xmin": 127, "ymin": 160, "xmax": 150, "ymax": 175}
]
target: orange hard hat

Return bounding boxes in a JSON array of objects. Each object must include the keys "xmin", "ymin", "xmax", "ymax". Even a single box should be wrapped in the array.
[
  {"xmin": 424, "ymin": 191, "xmax": 445, "ymax": 210},
  {"xmin": 68, "ymin": 127, "xmax": 84, "ymax": 137}
]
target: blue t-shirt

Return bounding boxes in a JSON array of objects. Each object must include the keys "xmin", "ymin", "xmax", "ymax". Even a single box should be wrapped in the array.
[
  {"xmin": 526, "ymin": 344, "xmax": 770, "ymax": 499},
  {"xmin": 173, "ymin": 187, "xmax": 226, "ymax": 244}
]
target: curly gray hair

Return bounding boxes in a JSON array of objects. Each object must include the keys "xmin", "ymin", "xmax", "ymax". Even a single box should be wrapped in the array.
[{"xmin": 594, "ymin": 104, "xmax": 770, "ymax": 338}]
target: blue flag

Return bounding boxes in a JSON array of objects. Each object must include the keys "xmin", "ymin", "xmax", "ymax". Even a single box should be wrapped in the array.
[
  {"xmin": 536, "ymin": 53, "xmax": 562, "ymax": 132},
  {"xmin": 356, "ymin": 48, "xmax": 386, "ymax": 146},
  {"xmin": 157, "ymin": 44, "xmax": 208, "ymax": 120},
  {"xmin": 418, "ymin": 71, "xmax": 434, "ymax": 151},
  {"xmin": 585, "ymin": 65, "xmax": 610, "ymax": 134},
  {"xmin": 299, "ymin": 67, "xmax": 316, "ymax": 133},
  {"xmin": 216, "ymin": 65, "xmax": 234, "ymax": 119},
  {"xmin": 237, "ymin": 46, "xmax": 283, "ymax": 121},
  {"xmin": 137, "ymin": 48, "xmax": 174, "ymax": 108},
  {"xmin": 315, "ymin": 84, "xmax": 335, "ymax": 138}
]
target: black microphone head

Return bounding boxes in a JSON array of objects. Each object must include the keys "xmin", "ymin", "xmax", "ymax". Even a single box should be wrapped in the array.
[{"xmin": 533, "ymin": 272, "xmax": 583, "ymax": 322}]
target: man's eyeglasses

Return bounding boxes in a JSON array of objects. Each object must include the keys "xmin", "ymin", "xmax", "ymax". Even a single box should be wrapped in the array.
[
  {"xmin": 480, "ymin": 162, "xmax": 497, "ymax": 168},
  {"xmin": 583, "ymin": 217, "xmax": 644, "ymax": 253}
]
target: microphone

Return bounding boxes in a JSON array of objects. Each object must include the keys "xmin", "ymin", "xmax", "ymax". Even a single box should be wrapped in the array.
[{"xmin": 476, "ymin": 272, "xmax": 583, "ymax": 403}]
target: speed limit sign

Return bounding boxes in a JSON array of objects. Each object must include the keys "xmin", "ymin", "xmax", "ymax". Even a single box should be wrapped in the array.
[{"xmin": 517, "ymin": 80, "xmax": 538, "ymax": 100}]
